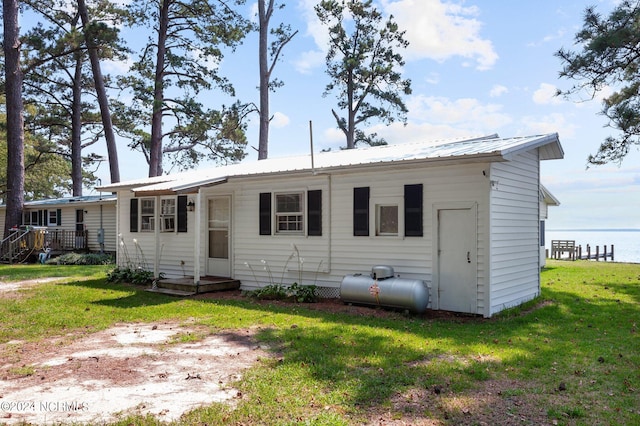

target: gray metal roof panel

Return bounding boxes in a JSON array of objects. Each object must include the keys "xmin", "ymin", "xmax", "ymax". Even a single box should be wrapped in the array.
[{"xmin": 104, "ymin": 133, "xmax": 563, "ymax": 194}]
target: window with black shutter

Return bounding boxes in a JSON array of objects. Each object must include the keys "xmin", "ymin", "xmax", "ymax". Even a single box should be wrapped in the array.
[
  {"xmin": 307, "ymin": 190, "xmax": 322, "ymax": 236},
  {"xmin": 259, "ymin": 192, "xmax": 271, "ymax": 235},
  {"xmin": 404, "ymin": 184, "xmax": 423, "ymax": 237},
  {"xmin": 177, "ymin": 195, "xmax": 188, "ymax": 232},
  {"xmin": 130, "ymin": 198, "xmax": 139, "ymax": 232},
  {"xmin": 353, "ymin": 187, "xmax": 370, "ymax": 236}
]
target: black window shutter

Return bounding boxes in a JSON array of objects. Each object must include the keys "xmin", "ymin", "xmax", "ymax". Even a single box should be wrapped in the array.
[
  {"xmin": 130, "ymin": 198, "xmax": 139, "ymax": 233},
  {"xmin": 259, "ymin": 192, "xmax": 271, "ymax": 235},
  {"xmin": 307, "ymin": 190, "xmax": 322, "ymax": 236},
  {"xmin": 177, "ymin": 196, "xmax": 188, "ymax": 232},
  {"xmin": 56, "ymin": 209, "xmax": 62, "ymax": 226},
  {"xmin": 353, "ymin": 187, "xmax": 370, "ymax": 236},
  {"xmin": 404, "ymin": 184, "xmax": 423, "ymax": 237}
]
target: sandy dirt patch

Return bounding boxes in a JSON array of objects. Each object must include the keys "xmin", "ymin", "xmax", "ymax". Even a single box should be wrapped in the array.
[
  {"xmin": 0, "ymin": 278, "xmax": 64, "ymax": 294},
  {"xmin": 0, "ymin": 322, "xmax": 269, "ymax": 425}
]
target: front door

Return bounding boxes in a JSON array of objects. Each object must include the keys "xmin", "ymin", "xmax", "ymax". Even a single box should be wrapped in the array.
[
  {"xmin": 207, "ymin": 196, "xmax": 230, "ymax": 277},
  {"xmin": 437, "ymin": 207, "xmax": 477, "ymax": 313}
]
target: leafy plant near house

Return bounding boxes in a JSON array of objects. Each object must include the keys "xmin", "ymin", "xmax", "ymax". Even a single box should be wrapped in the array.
[
  {"xmin": 108, "ymin": 235, "xmax": 162, "ymax": 285},
  {"xmin": 245, "ymin": 282, "xmax": 318, "ymax": 303},
  {"xmin": 106, "ymin": 267, "xmax": 161, "ymax": 285},
  {"xmin": 245, "ymin": 284, "xmax": 288, "ymax": 300},
  {"xmin": 244, "ymin": 244, "xmax": 323, "ymax": 303},
  {"xmin": 288, "ymin": 282, "xmax": 318, "ymax": 303}
]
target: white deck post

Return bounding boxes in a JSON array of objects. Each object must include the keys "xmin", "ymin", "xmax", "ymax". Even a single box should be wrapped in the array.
[{"xmin": 193, "ymin": 190, "xmax": 202, "ymax": 284}]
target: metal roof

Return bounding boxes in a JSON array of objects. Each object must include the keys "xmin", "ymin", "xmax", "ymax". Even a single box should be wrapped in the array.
[
  {"xmin": 0, "ymin": 194, "xmax": 117, "ymax": 209},
  {"xmin": 540, "ymin": 184, "xmax": 561, "ymax": 206},
  {"xmin": 99, "ymin": 133, "xmax": 563, "ymax": 195}
]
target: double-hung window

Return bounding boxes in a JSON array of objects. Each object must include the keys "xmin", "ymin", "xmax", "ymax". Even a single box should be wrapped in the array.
[
  {"xmin": 24, "ymin": 211, "xmax": 38, "ymax": 226},
  {"xmin": 140, "ymin": 198, "xmax": 155, "ymax": 232},
  {"xmin": 47, "ymin": 210, "xmax": 59, "ymax": 226},
  {"xmin": 160, "ymin": 198, "xmax": 176, "ymax": 232},
  {"xmin": 275, "ymin": 193, "xmax": 303, "ymax": 234}
]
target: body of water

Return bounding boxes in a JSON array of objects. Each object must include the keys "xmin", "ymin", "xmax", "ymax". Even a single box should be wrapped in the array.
[{"xmin": 546, "ymin": 229, "xmax": 640, "ymax": 264}]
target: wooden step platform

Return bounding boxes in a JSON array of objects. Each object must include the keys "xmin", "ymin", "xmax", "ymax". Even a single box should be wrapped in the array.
[{"xmin": 146, "ymin": 276, "xmax": 241, "ymax": 296}]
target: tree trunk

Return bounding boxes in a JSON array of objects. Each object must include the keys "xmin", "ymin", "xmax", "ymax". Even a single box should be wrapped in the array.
[
  {"xmin": 3, "ymin": 0, "xmax": 25, "ymax": 237},
  {"xmin": 346, "ymin": 69, "xmax": 356, "ymax": 149},
  {"xmin": 148, "ymin": 0, "xmax": 171, "ymax": 177},
  {"xmin": 71, "ymin": 53, "xmax": 84, "ymax": 196},
  {"xmin": 78, "ymin": 0, "xmax": 121, "ymax": 183},
  {"xmin": 257, "ymin": 0, "xmax": 272, "ymax": 160}
]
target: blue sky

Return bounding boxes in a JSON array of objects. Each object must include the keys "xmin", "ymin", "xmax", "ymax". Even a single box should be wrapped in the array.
[{"xmin": 90, "ymin": 0, "xmax": 639, "ymax": 229}]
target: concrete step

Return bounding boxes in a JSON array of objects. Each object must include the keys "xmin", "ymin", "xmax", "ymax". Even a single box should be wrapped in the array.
[
  {"xmin": 152, "ymin": 276, "xmax": 241, "ymax": 295},
  {"xmin": 145, "ymin": 287, "xmax": 196, "ymax": 297}
]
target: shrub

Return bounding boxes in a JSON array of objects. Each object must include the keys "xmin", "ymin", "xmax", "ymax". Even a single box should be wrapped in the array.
[
  {"xmin": 107, "ymin": 267, "xmax": 159, "ymax": 285},
  {"xmin": 47, "ymin": 252, "xmax": 114, "ymax": 266},
  {"xmin": 246, "ymin": 283, "xmax": 318, "ymax": 303}
]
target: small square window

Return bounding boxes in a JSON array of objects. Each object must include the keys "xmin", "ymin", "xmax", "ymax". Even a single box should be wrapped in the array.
[{"xmin": 376, "ymin": 205, "xmax": 398, "ymax": 236}]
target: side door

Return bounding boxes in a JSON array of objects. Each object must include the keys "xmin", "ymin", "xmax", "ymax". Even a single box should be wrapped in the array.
[
  {"xmin": 206, "ymin": 196, "xmax": 231, "ymax": 277},
  {"xmin": 437, "ymin": 206, "xmax": 477, "ymax": 313}
]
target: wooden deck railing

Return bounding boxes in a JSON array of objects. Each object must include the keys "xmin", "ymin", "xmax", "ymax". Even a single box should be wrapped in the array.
[
  {"xmin": 45, "ymin": 229, "xmax": 88, "ymax": 251},
  {"xmin": 0, "ymin": 227, "xmax": 89, "ymax": 263}
]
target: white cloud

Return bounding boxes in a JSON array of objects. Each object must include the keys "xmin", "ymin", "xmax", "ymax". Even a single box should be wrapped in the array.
[
  {"xmin": 293, "ymin": 50, "xmax": 325, "ymax": 75},
  {"xmin": 383, "ymin": 0, "xmax": 498, "ymax": 70},
  {"xmin": 104, "ymin": 56, "xmax": 133, "ymax": 74},
  {"xmin": 296, "ymin": 0, "xmax": 498, "ymax": 73},
  {"xmin": 489, "ymin": 84, "xmax": 508, "ymax": 98},
  {"xmin": 371, "ymin": 121, "xmax": 479, "ymax": 144},
  {"xmin": 527, "ymin": 29, "xmax": 566, "ymax": 47},
  {"xmin": 424, "ymin": 72, "xmax": 440, "ymax": 85},
  {"xmin": 293, "ymin": 0, "xmax": 331, "ymax": 74},
  {"xmin": 533, "ymin": 83, "xmax": 562, "ymax": 105},
  {"xmin": 407, "ymin": 95, "xmax": 512, "ymax": 130},
  {"xmin": 520, "ymin": 113, "xmax": 576, "ymax": 138},
  {"xmin": 271, "ymin": 112, "xmax": 290, "ymax": 128}
]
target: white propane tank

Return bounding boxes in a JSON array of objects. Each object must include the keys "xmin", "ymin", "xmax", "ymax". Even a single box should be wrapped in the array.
[{"xmin": 340, "ymin": 273, "xmax": 429, "ymax": 314}]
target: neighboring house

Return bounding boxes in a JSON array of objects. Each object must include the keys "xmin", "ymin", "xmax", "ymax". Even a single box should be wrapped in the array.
[
  {"xmin": 100, "ymin": 133, "xmax": 564, "ymax": 318},
  {"xmin": 0, "ymin": 195, "xmax": 117, "ymax": 254},
  {"xmin": 539, "ymin": 185, "xmax": 560, "ymax": 268}
]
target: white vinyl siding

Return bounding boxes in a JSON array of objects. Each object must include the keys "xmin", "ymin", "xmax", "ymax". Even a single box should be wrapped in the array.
[
  {"xmin": 115, "ymin": 192, "xmax": 196, "ymax": 278},
  {"xmin": 211, "ymin": 162, "xmax": 488, "ymax": 314},
  {"xmin": 82, "ymin": 203, "xmax": 117, "ymax": 252},
  {"xmin": 488, "ymin": 150, "xmax": 541, "ymax": 316}
]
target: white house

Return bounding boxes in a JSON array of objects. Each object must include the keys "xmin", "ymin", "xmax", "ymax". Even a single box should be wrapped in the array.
[
  {"xmin": 539, "ymin": 185, "xmax": 560, "ymax": 268},
  {"xmin": 100, "ymin": 134, "xmax": 564, "ymax": 317},
  {"xmin": 0, "ymin": 195, "xmax": 117, "ymax": 254}
]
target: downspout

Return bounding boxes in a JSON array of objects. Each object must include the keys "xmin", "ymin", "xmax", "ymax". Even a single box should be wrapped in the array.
[
  {"xmin": 327, "ymin": 173, "xmax": 332, "ymax": 272},
  {"xmin": 193, "ymin": 190, "xmax": 202, "ymax": 286},
  {"xmin": 154, "ymin": 196, "xmax": 160, "ymax": 279}
]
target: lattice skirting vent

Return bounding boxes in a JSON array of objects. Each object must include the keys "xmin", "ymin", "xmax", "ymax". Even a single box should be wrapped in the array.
[{"xmin": 316, "ymin": 286, "xmax": 340, "ymax": 299}]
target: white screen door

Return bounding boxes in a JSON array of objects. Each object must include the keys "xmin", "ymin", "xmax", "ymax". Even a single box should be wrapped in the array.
[{"xmin": 207, "ymin": 197, "xmax": 230, "ymax": 277}]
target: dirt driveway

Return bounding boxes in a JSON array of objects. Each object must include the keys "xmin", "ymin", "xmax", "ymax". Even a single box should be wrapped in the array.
[{"xmin": 0, "ymin": 279, "xmax": 270, "ymax": 425}]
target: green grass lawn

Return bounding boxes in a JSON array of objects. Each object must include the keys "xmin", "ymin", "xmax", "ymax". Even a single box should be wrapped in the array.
[{"xmin": 0, "ymin": 260, "xmax": 638, "ymax": 425}]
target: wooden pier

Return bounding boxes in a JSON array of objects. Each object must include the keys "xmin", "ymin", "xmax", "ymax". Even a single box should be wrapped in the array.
[{"xmin": 550, "ymin": 240, "xmax": 614, "ymax": 261}]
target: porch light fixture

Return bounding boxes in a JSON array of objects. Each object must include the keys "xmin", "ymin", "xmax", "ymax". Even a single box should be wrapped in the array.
[{"xmin": 187, "ymin": 199, "xmax": 196, "ymax": 211}]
